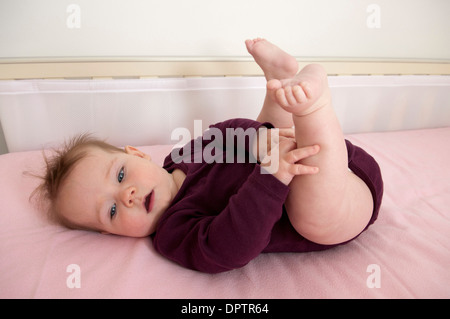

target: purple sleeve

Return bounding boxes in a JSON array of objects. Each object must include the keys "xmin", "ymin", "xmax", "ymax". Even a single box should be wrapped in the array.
[
  {"xmin": 154, "ymin": 118, "xmax": 290, "ymax": 273},
  {"xmin": 154, "ymin": 165, "xmax": 289, "ymax": 273}
]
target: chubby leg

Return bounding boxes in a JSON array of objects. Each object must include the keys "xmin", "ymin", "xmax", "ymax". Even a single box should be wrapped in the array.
[
  {"xmin": 245, "ymin": 38, "xmax": 298, "ymax": 128},
  {"xmin": 274, "ymin": 64, "xmax": 374, "ymax": 245}
]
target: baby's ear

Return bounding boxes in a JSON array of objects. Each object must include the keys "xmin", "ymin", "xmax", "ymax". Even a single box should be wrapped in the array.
[{"xmin": 124, "ymin": 145, "xmax": 151, "ymax": 161}]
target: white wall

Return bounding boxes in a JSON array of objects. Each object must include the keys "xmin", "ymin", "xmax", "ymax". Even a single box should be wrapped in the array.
[{"xmin": 1, "ymin": 0, "xmax": 449, "ymax": 61}]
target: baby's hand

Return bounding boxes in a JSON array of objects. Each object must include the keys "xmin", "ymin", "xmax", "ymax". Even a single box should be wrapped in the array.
[
  {"xmin": 262, "ymin": 139, "xmax": 320, "ymax": 186},
  {"xmin": 253, "ymin": 127, "xmax": 295, "ymax": 163}
]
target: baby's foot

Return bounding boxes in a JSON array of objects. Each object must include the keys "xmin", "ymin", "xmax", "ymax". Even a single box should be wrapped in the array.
[
  {"xmin": 245, "ymin": 38, "xmax": 298, "ymax": 81},
  {"xmin": 271, "ymin": 64, "xmax": 331, "ymax": 117}
]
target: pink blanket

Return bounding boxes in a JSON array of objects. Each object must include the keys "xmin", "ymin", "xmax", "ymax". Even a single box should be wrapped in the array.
[{"xmin": 1, "ymin": 127, "xmax": 449, "ymax": 298}]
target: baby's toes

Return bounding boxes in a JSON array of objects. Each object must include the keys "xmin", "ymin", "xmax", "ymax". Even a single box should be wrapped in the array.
[
  {"xmin": 284, "ymin": 86, "xmax": 298, "ymax": 106},
  {"xmin": 293, "ymin": 85, "xmax": 307, "ymax": 104},
  {"xmin": 299, "ymin": 81, "xmax": 313, "ymax": 99},
  {"xmin": 276, "ymin": 88, "xmax": 290, "ymax": 108},
  {"xmin": 267, "ymin": 79, "xmax": 282, "ymax": 91}
]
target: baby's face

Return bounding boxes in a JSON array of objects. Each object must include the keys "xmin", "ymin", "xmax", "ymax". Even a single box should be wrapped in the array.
[{"xmin": 56, "ymin": 146, "xmax": 177, "ymax": 237}]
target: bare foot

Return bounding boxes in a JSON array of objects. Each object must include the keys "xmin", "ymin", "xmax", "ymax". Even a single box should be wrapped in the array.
[
  {"xmin": 245, "ymin": 38, "xmax": 298, "ymax": 81},
  {"xmin": 272, "ymin": 64, "xmax": 331, "ymax": 117}
]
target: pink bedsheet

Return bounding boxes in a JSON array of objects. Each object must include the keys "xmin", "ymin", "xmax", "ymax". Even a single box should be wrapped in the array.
[{"xmin": 1, "ymin": 127, "xmax": 449, "ymax": 298}]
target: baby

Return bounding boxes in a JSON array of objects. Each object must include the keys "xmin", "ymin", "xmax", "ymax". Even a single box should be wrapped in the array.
[{"xmin": 34, "ymin": 39, "xmax": 383, "ymax": 273}]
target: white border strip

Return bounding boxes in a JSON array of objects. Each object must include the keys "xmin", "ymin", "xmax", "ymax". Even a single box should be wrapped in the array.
[{"xmin": 1, "ymin": 60, "xmax": 449, "ymax": 80}]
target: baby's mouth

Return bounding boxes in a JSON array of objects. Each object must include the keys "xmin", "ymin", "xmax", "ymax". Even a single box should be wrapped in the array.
[{"xmin": 144, "ymin": 191, "xmax": 154, "ymax": 213}]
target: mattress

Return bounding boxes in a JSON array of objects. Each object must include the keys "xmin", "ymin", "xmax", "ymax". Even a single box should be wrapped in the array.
[{"xmin": 1, "ymin": 126, "xmax": 449, "ymax": 298}]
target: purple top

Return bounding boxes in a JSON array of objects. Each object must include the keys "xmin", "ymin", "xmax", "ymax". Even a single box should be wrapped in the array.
[{"xmin": 152, "ymin": 118, "xmax": 382, "ymax": 273}]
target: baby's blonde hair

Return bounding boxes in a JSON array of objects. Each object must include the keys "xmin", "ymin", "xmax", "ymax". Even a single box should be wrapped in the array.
[{"xmin": 31, "ymin": 134, "xmax": 125, "ymax": 229}]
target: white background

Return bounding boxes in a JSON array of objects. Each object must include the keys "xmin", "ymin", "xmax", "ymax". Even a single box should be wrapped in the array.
[{"xmin": 0, "ymin": 0, "xmax": 449, "ymax": 60}]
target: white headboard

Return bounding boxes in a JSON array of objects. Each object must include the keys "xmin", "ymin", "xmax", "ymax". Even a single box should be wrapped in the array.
[{"xmin": 1, "ymin": 75, "xmax": 449, "ymax": 153}]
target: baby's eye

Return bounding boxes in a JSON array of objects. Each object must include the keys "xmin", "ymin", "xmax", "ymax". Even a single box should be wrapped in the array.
[
  {"xmin": 118, "ymin": 167, "xmax": 124, "ymax": 183},
  {"xmin": 110, "ymin": 203, "xmax": 117, "ymax": 219}
]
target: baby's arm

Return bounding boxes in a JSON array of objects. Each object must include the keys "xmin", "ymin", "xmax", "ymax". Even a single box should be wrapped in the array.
[
  {"xmin": 154, "ymin": 164, "xmax": 290, "ymax": 273},
  {"xmin": 154, "ymin": 119, "xmax": 294, "ymax": 273}
]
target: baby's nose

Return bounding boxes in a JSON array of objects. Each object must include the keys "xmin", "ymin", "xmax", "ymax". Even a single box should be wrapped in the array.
[{"xmin": 121, "ymin": 186, "xmax": 137, "ymax": 207}]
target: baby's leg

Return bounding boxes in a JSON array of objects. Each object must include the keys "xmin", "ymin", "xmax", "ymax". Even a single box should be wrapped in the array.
[
  {"xmin": 245, "ymin": 39, "xmax": 298, "ymax": 128},
  {"xmin": 275, "ymin": 64, "xmax": 374, "ymax": 245}
]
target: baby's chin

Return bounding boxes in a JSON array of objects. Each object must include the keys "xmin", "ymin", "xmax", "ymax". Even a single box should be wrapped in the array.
[
  {"xmin": 104, "ymin": 226, "xmax": 154, "ymax": 238},
  {"xmin": 131, "ymin": 225, "xmax": 156, "ymax": 238}
]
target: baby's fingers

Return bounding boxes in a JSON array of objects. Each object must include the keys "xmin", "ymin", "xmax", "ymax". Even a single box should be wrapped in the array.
[
  {"xmin": 286, "ymin": 144, "xmax": 320, "ymax": 163},
  {"xmin": 278, "ymin": 127, "xmax": 295, "ymax": 139},
  {"xmin": 289, "ymin": 163, "xmax": 319, "ymax": 176}
]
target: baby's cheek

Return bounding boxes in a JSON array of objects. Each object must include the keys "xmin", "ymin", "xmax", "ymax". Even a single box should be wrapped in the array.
[{"xmin": 121, "ymin": 214, "xmax": 151, "ymax": 237}]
